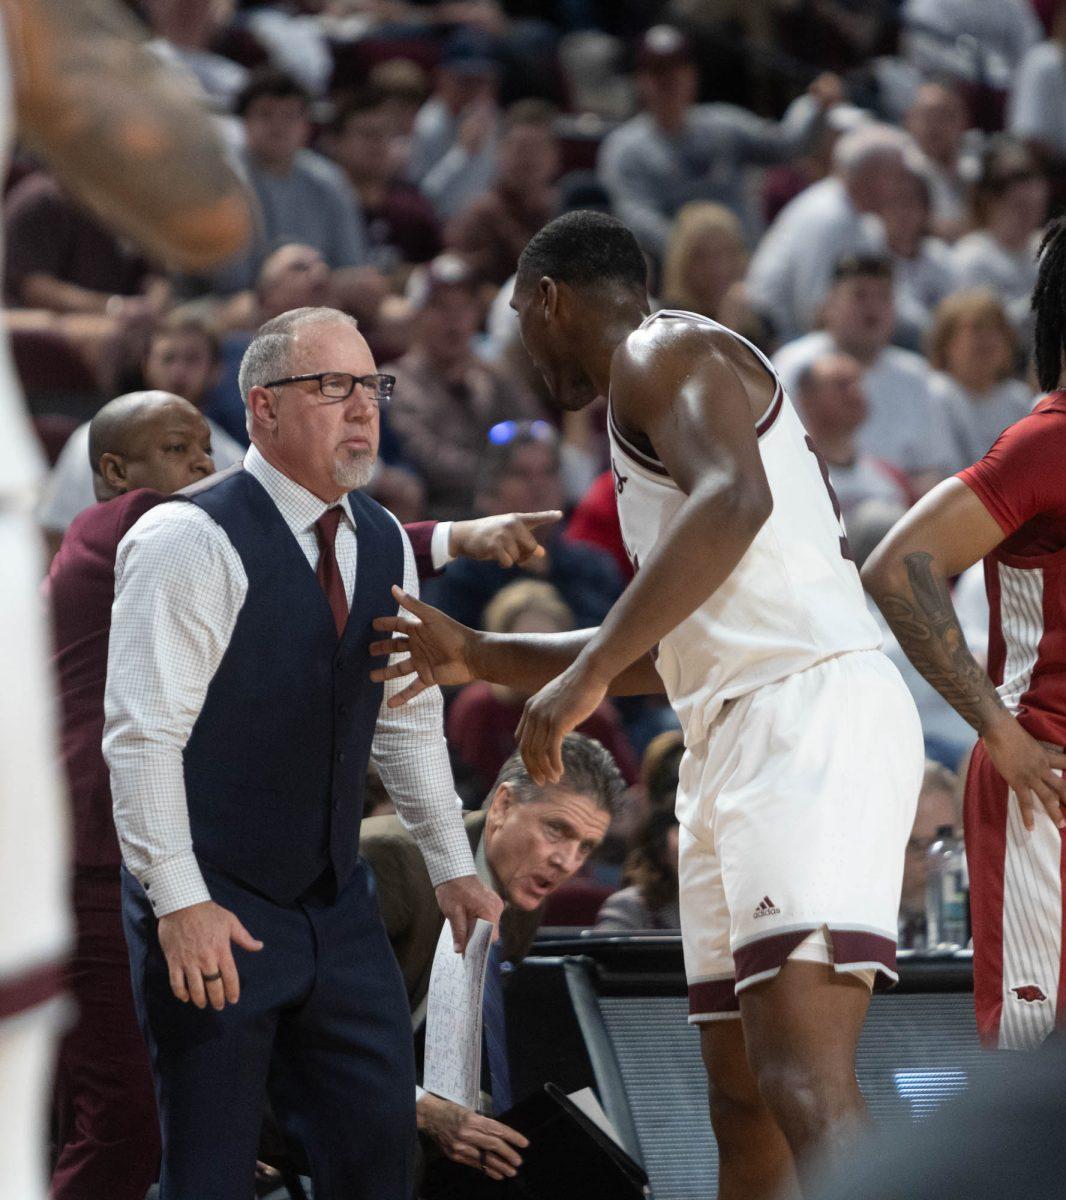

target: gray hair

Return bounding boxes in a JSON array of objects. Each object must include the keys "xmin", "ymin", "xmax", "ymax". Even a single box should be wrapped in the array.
[
  {"xmin": 237, "ymin": 305, "xmax": 359, "ymax": 408},
  {"xmin": 486, "ymin": 733, "xmax": 627, "ymax": 817},
  {"xmin": 832, "ymin": 124, "xmax": 913, "ymax": 179}
]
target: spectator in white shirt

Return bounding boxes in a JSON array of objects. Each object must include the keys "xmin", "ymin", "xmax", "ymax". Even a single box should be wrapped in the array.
[
  {"xmin": 902, "ymin": 0, "xmax": 1042, "ymax": 91},
  {"xmin": 38, "ymin": 314, "xmax": 245, "ymax": 550},
  {"xmin": 950, "ymin": 137, "xmax": 1049, "ymax": 334},
  {"xmin": 405, "ymin": 32, "xmax": 501, "ymax": 221},
  {"xmin": 774, "ymin": 254, "xmax": 957, "ymax": 491},
  {"xmin": 795, "ymin": 351, "xmax": 912, "ymax": 522},
  {"xmin": 926, "ymin": 288, "xmax": 1035, "ymax": 469},
  {"xmin": 596, "ymin": 24, "xmax": 841, "ymax": 259},
  {"xmin": 1009, "ymin": 10, "xmax": 1066, "ymax": 161},
  {"xmin": 903, "ymin": 80, "xmax": 975, "ymax": 240},
  {"xmin": 879, "ymin": 163, "xmax": 957, "ymax": 350},
  {"xmin": 745, "ymin": 123, "xmax": 911, "ymax": 342}
]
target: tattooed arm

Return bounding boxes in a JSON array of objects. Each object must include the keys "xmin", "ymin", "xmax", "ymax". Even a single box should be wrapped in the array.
[
  {"xmin": 863, "ymin": 477, "xmax": 1066, "ymax": 830},
  {"xmin": 5, "ymin": 0, "xmax": 252, "ymax": 269}
]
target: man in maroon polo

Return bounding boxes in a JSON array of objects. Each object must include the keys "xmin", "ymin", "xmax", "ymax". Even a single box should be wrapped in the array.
[{"xmin": 46, "ymin": 389, "xmax": 559, "ymax": 1200}]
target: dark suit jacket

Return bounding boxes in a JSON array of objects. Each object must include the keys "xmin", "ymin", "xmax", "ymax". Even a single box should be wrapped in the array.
[{"xmin": 361, "ymin": 810, "xmax": 543, "ymax": 1016}]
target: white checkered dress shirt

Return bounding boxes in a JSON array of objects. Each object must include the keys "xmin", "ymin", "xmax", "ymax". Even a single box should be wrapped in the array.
[{"xmin": 103, "ymin": 445, "xmax": 474, "ymax": 917}]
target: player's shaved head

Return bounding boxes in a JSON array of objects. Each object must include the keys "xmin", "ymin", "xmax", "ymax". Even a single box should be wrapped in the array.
[{"xmin": 88, "ymin": 390, "xmax": 214, "ymax": 501}]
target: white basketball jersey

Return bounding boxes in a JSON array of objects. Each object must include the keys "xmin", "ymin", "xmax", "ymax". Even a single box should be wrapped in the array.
[{"xmin": 608, "ymin": 310, "xmax": 881, "ymax": 745}]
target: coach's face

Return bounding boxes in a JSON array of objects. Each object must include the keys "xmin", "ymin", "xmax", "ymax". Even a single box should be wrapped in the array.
[
  {"xmin": 484, "ymin": 784, "xmax": 610, "ymax": 912},
  {"xmin": 250, "ymin": 320, "xmax": 380, "ymax": 502}
]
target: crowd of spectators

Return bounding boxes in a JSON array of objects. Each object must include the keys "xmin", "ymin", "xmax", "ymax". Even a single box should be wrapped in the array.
[{"xmin": 14, "ymin": 0, "xmax": 1066, "ymax": 938}]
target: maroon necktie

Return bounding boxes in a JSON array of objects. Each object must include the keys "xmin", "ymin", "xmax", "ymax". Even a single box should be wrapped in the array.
[{"xmin": 314, "ymin": 507, "xmax": 349, "ymax": 638}]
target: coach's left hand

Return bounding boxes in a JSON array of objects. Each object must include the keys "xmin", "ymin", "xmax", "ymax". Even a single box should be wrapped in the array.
[
  {"xmin": 436, "ymin": 874, "xmax": 504, "ymax": 953},
  {"xmin": 516, "ymin": 659, "xmax": 608, "ymax": 786}
]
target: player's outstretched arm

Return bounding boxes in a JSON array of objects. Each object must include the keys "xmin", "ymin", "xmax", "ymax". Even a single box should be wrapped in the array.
[
  {"xmin": 8, "ymin": 0, "xmax": 252, "ymax": 269},
  {"xmin": 862, "ymin": 477, "xmax": 1066, "ymax": 830},
  {"xmin": 516, "ymin": 326, "xmax": 773, "ymax": 783},
  {"xmin": 370, "ymin": 586, "xmax": 664, "ymax": 706}
]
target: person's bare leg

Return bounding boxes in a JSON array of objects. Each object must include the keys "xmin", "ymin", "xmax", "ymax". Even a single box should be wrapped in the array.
[
  {"xmin": 700, "ymin": 1019, "xmax": 797, "ymax": 1200},
  {"xmin": 739, "ymin": 960, "xmax": 871, "ymax": 1188}
]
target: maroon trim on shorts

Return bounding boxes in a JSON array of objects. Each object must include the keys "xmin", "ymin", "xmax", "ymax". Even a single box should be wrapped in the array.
[
  {"xmin": 828, "ymin": 930, "xmax": 898, "ymax": 989},
  {"xmin": 733, "ymin": 927, "xmax": 898, "ymax": 993},
  {"xmin": 688, "ymin": 977, "xmax": 740, "ymax": 1019},
  {"xmin": 734, "ymin": 928, "xmax": 815, "ymax": 987},
  {"xmin": 0, "ymin": 961, "xmax": 64, "ymax": 1022}
]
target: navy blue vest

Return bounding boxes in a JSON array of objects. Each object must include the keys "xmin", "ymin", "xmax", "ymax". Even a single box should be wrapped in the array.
[{"xmin": 176, "ymin": 467, "xmax": 403, "ymax": 904}]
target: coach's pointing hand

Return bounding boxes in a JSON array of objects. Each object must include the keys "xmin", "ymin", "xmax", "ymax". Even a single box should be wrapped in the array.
[
  {"xmin": 516, "ymin": 658, "xmax": 608, "ymax": 786},
  {"xmin": 450, "ymin": 511, "xmax": 562, "ymax": 567},
  {"xmin": 157, "ymin": 900, "xmax": 263, "ymax": 1011}
]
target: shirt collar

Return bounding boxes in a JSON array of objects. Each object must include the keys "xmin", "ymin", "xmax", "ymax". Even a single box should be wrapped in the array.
[
  {"xmin": 244, "ymin": 444, "xmax": 356, "ymax": 538},
  {"xmin": 475, "ymin": 827, "xmax": 502, "ymax": 898}
]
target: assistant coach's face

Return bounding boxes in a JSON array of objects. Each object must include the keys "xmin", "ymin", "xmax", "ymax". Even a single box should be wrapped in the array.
[{"xmin": 251, "ymin": 319, "xmax": 381, "ymax": 503}]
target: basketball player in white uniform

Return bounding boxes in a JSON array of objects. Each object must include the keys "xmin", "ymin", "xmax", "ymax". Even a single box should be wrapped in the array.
[
  {"xmin": 370, "ymin": 211, "xmax": 924, "ymax": 1197},
  {"xmin": 1, "ymin": 1, "xmax": 250, "ymax": 1194}
]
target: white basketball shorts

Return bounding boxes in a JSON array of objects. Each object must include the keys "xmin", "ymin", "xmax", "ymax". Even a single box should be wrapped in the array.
[{"xmin": 678, "ymin": 649, "xmax": 923, "ymax": 1022}]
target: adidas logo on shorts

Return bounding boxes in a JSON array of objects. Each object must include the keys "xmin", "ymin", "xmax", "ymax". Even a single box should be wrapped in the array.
[{"xmin": 753, "ymin": 896, "xmax": 781, "ymax": 919}]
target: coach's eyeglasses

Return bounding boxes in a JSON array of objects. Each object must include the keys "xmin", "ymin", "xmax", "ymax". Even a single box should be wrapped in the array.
[
  {"xmin": 264, "ymin": 371, "xmax": 396, "ymax": 405},
  {"xmin": 487, "ymin": 418, "xmax": 556, "ymax": 446}
]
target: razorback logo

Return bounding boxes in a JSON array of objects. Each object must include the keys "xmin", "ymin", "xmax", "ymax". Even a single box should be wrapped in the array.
[{"xmin": 1011, "ymin": 984, "xmax": 1048, "ymax": 1003}]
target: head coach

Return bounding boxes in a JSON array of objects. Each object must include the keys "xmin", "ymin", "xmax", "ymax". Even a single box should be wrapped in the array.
[
  {"xmin": 102, "ymin": 305, "xmax": 501, "ymax": 1200},
  {"xmin": 361, "ymin": 733, "xmax": 624, "ymax": 1183}
]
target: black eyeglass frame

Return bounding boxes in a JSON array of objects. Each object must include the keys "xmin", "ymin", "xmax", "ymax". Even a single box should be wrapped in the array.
[{"xmin": 262, "ymin": 371, "xmax": 395, "ymax": 403}]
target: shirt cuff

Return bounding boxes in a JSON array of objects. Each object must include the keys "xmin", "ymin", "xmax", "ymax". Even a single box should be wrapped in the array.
[
  {"xmin": 416, "ymin": 1085, "xmax": 428, "ymax": 1105},
  {"xmin": 431, "ymin": 521, "xmax": 454, "ymax": 571},
  {"xmin": 412, "ymin": 818, "xmax": 477, "ymax": 888},
  {"xmin": 136, "ymin": 852, "xmax": 212, "ymax": 918}
]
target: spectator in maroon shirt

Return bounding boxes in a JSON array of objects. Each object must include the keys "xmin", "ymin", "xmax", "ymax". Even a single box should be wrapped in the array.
[
  {"xmin": 4, "ymin": 171, "xmax": 166, "ymax": 321},
  {"xmin": 324, "ymin": 86, "xmax": 443, "ymax": 275},
  {"xmin": 446, "ymin": 98, "xmax": 560, "ymax": 287},
  {"xmin": 446, "ymin": 579, "xmax": 638, "ymax": 797}
]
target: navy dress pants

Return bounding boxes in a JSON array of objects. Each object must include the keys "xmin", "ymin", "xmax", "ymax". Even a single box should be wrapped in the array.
[{"xmin": 122, "ymin": 860, "xmax": 416, "ymax": 1200}]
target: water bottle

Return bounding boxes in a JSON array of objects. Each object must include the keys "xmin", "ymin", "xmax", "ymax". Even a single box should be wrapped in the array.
[{"xmin": 925, "ymin": 825, "xmax": 970, "ymax": 950}]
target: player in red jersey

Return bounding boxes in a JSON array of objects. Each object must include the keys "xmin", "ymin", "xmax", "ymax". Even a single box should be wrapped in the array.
[{"xmin": 863, "ymin": 217, "xmax": 1066, "ymax": 1050}]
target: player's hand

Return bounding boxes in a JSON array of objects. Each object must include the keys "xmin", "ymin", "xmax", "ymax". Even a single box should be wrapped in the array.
[
  {"xmin": 435, "ymin": 874, "xmax": 503, "ymax": 953},
  {"xmin": 982, "ymin": 713, "xmax": 1066, "ymax": 832},
  {"xmin": 370, "ymin": 586, "xmax": 479, "ymax": 704},
  {"xmin": 516, "ymin": 658, "xmax": 608, "ymax": 786},
  {"xmin": 449, "ymin": 511, "xmax": 562, "ymax": 567},
  {"xmin": 157, "ymin": 900, "xmax": 263, "ymax": 1010},
  {"xmin": 417, "ymin": 1093, "xmax": 528, "ymax": 1181}
]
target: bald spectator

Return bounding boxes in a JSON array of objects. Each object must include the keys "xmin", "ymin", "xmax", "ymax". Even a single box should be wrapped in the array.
[
  {"xmin": 406, "ymin": 32, "xmax": 502, "ymax": 220},
  {"xmin": 324, "ymin": 87, "xmax": 442, "ymax": 275},
  {"xmin": 774, "ymin": 255, "xmax": 957, "ymax": 490},
  {"xmin": 597, "ymin": 25, "xmax": 841, "ymax": 259},
  {"xmin": 37, "ymin": 315, "xmax": 244, "ymax": 548},
  {"xmin": 794, "ymin": 352, "xmax": 912, "ymax": 522},
  {"xmin": 746, "ymin": 124, "xmax": 911, "ymax": 340},
  {"xmin": 383, "ymin": 254, "xmax": 545, "ymax": 519},
  {"xmin": 446, "ymin": 100, "xmax": 560, "ymax": 286},
  {"xmin": 208, "ymin": 69, "xmax": 371, "ymax": 294},
  {"xmin": 904, "ymin": 81, "xmax": 975, "ymax": 239}
]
